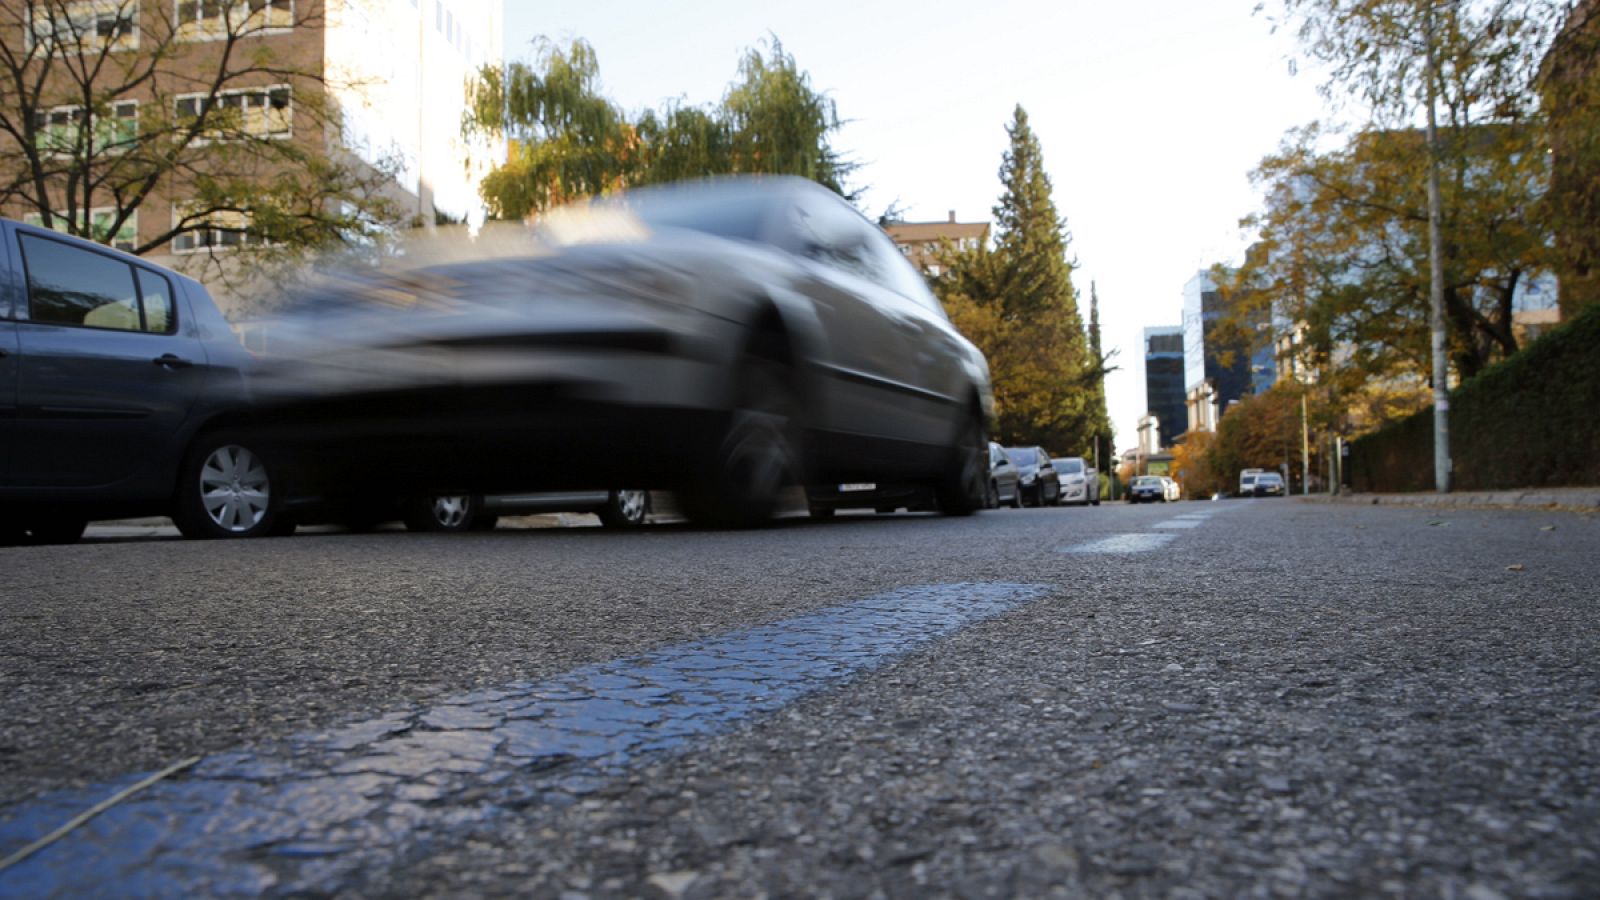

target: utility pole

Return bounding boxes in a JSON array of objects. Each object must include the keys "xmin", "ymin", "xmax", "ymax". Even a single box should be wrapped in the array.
[
  {"xmin": 1300, "ymin": 390, "xmax": 1311, "ymax": 495},
  {"xmin": 1423, "ymin": 0, "xmax": 1453, "ymax": 492}
]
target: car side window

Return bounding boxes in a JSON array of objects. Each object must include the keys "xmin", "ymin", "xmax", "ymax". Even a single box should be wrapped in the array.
[{"xmin": 19, "ymin": 234, "xmax": 171, "ymax": 334}]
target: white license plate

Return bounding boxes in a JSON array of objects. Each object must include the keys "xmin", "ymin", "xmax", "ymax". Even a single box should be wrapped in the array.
[{"xmin": 838, "ymin": 483, "xmax": 877, "ymax": 492}]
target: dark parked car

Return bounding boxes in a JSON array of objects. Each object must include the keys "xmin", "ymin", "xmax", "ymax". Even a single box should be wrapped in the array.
[
  {"xmin": 986, "ymin": 441, "xmax": 1021, "ymax": 509},
  {"xmin": 1127, "ymin": 475, "xmax": 1167, "ymax": 503},
  {"xmin": 1004, "ymin": 446, "xmax": 1060, "ymax": 507},
  {"xmin": 254, "ymin": 177, "xmax": 995, "ymax": 527},
  {"xmin": 0, "ymin": 219, "xmax": 283, "ymax": 542},
  {"xmin": 1250, "ymin": 472, "xmax": 1286, "ymax": 497}
]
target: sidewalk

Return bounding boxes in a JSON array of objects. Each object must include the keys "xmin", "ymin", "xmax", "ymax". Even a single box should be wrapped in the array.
[{"xmin": 1299, "ymin": 486, "xmax": 1600, "ymax": 512}]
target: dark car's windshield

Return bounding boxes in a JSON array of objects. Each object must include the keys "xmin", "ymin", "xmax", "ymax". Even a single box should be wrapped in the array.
[{"xmin": 1007, "ymin": 447, "xmax": 1038, "ymax": 466}]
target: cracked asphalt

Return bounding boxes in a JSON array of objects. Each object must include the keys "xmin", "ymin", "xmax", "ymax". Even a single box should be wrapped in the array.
[{"xmin": 1, "ymin": 498, "xmax": 1596, "ymax": 897}]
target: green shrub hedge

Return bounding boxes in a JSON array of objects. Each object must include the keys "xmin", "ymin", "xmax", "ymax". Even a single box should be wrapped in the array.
[{"xmin": 1349, "ymin": 302, "xmax": 1600, "ymax": 491}]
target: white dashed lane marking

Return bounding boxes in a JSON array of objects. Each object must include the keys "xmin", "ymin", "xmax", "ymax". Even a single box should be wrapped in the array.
[{"xmin": 1061, "ymin": 533, "xmax": 1178, "ymax": 554}]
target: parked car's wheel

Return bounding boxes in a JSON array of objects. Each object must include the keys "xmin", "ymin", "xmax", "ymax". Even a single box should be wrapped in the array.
[
  {"xmin": 1010, "ymin": 487, "xmax": 1024, "ymax": 509},
  {"xmin": 173, "ymin": 433, "xmax": 281, "ymax": 539},
  {"xmin": 403, "ymin": 494, "xmax": 482, "ymax": 532},
  {"xmin": 28, "ymin": 516, "xmax": 87, "ymax": 545},
  {"xmin": 934, "ymin": 407, "xmax": 986, "ymax": 517},
  {"xmin": 985, "ymin": 480, "xmax": 999, "ymax": 510},
  {"xmin": 679, "ymin": 349, "xmax": 798, "ymax": 528},
  {"xmin": 598, "ymin": 490, "xmax": 650, "ymax": 528},
  {"xmin": 0, "ymin": 516, "xmax": 26, "ymax": 547}
]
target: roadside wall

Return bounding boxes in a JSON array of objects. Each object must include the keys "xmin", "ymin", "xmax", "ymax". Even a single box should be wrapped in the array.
[{"xmin": 1349, "ymin": 302, "xmax": 1600, "ymax": 491}]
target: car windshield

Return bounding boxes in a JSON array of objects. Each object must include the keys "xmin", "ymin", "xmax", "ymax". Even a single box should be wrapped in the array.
[
  {"xmin": 1057, "ymin": 459, "xmax": 1083, "ymax": 475},
  {"xmin": 612, "ymin": 182, "xmax": 778, "ymax": 243},
  {"xmin": 1258, "ymin": 474, "xmax": 1283, "ymax": 484},
  {"xmin": 1134, "ymin": 476, "xmax": 1162, "ymax": 487},
  {"xmin": 1007, "ymin": 447, "xmax": 1037, "ymax": 466}
]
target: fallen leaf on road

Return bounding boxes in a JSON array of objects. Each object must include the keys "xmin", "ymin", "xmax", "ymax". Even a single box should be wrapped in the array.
[
  {"xmin": 1506, "ymin": 564, "xmax": 1525, "ymax": 572},
  {"xmin": 1540, "ymin": 525, "xmax": 1556, "ymax": 532},
  {"xmin": 1428, "ymin": 520, "xmax": 1448, "ymax": 527}
]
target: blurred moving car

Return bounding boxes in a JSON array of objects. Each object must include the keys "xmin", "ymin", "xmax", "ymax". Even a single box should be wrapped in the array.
[
  {"xmin": 1056, "ymin": 456, "xmax": 1099, "ymax": 506},
  {"xmin": 403, "ymin": 489, "xmax": 651, "ymax": 532},
  {"xmin": 986, "ymin": 441, "xmax": 1021, "ymax": 509},
  {"xmin": 0, "ymin": 218, "xmax": 285, "ymax": 543},
  {"xmin": 1127, "ymin": 475, "xmax": 1167, "ymax": 503},
  {"xmin": 1250, "ymin": 472, "xmax": 1286, "ymax": 497},
  {"xmin": 1005, "ymin": 446, "xmax": 1060, "ymax": 507},
  {"xmin": 254, "ymin": 177, "xmax": 995, "ymax": 527}
]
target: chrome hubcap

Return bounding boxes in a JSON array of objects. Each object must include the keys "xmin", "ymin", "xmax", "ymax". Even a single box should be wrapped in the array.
[
  {"xmin": 614, "ymin": 490, "xmax": 647, "ymax": 523},
  {"xmin": 200, "ymin": 445, "xmax": 269, "ymax": 533},
  {"xmin": 431, "ymin": 495, "xmax": 472, "ymax": 528}
]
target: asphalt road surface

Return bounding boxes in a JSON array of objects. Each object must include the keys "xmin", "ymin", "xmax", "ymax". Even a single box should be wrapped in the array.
[{"xmin": 1, "ymin": 498, "xmax": 1596, "ymax": 898}]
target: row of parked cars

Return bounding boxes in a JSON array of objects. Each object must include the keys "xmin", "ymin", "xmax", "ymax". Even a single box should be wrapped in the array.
[
  {"xmin": 983, "ymin": 442, "xmax": 1100, "ymax": 509},
  {"xmin": 1, "ymin": 177, "xmax": 1008, "ymax": 543}
]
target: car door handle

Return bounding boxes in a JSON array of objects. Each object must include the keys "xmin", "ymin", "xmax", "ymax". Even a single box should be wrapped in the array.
[{"xmin": 152, "ymin": 354, "xmax": 194, "ymax": 369}]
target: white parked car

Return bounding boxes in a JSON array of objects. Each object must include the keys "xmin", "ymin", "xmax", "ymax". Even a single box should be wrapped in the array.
[
  {"xmin": 1055, "ymin": 456, "xmax": 1099, "ymax": 506},
  {"xmin": 1160, "ymin": 476, "xmax": 1182, "ymax": 502}
]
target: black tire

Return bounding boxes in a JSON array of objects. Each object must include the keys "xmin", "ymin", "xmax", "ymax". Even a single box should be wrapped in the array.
[
  {"xmin": 934, "ymin": 408, "xmax": 986, "ymax": 517},
  {"xmin": 598, "ymin": 490, "xmax": 650, "ymax": 528},
  {"xmin": 985, "ymin": 480, "xmax": 999, "ymax": 510},
  {"xmin": 678, "ymin": 352, "xmax": 798, "ymax": 529},
  {"xmin": 28, "ymin": 516, "xmax": 87, "ymax": 545},
  {"xmin": 809, "ymin": 505, "xmax": 835, "ymax": 519},
  {"xmin": 403, "ymin": 494, "xmax": 482, "ymax": 533},
  {"xmin": 173, "ymin": 432, "xmax": 282, "ymax": 539}
]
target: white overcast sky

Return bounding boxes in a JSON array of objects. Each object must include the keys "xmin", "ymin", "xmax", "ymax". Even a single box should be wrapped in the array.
[{"xmin": 503, "ymin": 0, "xmax": 1332, "ymax": 451}]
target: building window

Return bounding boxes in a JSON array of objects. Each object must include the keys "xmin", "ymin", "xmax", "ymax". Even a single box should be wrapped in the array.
[
  {"xmin": 29, "ymin": 102, "xmax": 137, "ymax": 156},
  {"xmin": 175, "ymin": 86, "xmax": 291, "ymax": 139},
  {"xmin": 29, "ymin": 1, "xmax": 139, "ymax": 51},
  {"xmin": 171, "ymin": 207, "xmax": 270, "ymax": 253},
  {"xmin": 176, "ymin": 0, "xmax": 292, "ymax": 39},
  {"xmin": 23, "ymin": 209, "xmax": 138, "ymax": 252}
]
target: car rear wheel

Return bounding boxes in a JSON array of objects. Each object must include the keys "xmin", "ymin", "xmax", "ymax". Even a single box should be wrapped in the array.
[
  {"xmin": 679, "ymin": 352, "xmax": 798, "ymax": 528},
  {"xmin": 403, "ymin": 494, "xmax": 482, "ymax": 533},
  {"xmin": 173, "ymin": 434, "xmax": 281, "ymax": 539},
  {"xmin": 1010, "ymin": 486, "xmax": 1023, "ymax": 509},
  {"xmin": 934, "ymin": 408, "xmax": 985, "ymax": 517},
  {"xmin": 598, "ymin": 490, "xmax": 649, "ymax": 528}
]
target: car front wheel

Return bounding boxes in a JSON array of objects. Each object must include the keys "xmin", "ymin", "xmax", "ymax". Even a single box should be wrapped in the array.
[{"xmin": 173, "ymin": 434, "xmax": 281, "ymax": 539}]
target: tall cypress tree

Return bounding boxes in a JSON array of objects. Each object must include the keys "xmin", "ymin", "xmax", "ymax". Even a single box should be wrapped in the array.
[{"xmin": 963, "ymin": 105, "xmax": 1095, "ymax": 453}]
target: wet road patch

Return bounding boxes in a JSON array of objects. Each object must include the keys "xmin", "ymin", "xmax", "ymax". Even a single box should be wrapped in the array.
[{"xmin": 0, "ymin": 582, "xmax": 1051, "ymax": 898}]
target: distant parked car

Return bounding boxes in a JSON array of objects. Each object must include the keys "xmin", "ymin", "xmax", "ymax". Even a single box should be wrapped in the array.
[
  {"xmin": 1250, "ymin": 472, "xmax": 1286, "ymax": 497},
  {"xmin": 1239, "ymin": 468, "xmax": 1266, "ymax": 497},
  {"xmin": 1127, "ymin": 475, "xmax": 1167, "ymax": 504},
  {"xmin": 1005, "ymin": 446, "xmax": 1061, "ymax": 507},
  {"xmin": 0, "ymin": 218, "xmax": 284, "ymax": 543},
  {"xmin": 1056, "ymin": 456, "xmax": 1099, "ymax": 506},
  {"xmin": 403, "ymin": 489, "xmax": 652, "ymax": 531},
  {"xmin": 986, "ymin": 442, "xmax": 1021, "ymax": 509},
  {"xmin": 1161, "ymin": 476, "xmax": 1182, "ymax": 502}
]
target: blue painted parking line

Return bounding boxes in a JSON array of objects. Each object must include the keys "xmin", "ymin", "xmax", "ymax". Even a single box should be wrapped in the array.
[{"xmin": 0, "ymin": 582, "xmax": 1052, "ymax": 898}]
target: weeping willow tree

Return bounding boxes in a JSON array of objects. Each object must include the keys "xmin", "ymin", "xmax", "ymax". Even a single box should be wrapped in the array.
[{"xmin": 462, "ymin": 36, "xmax": 854, "ymax": 218}]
